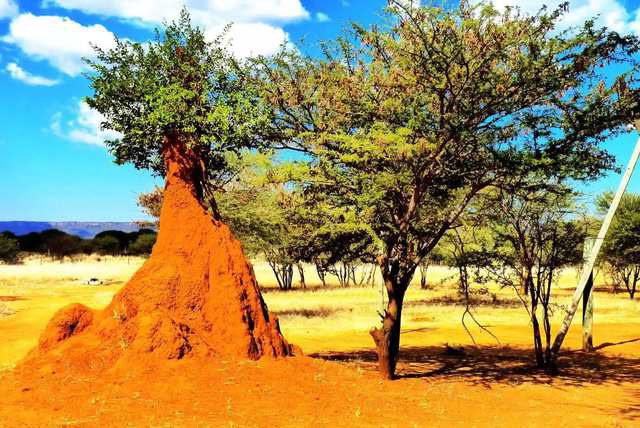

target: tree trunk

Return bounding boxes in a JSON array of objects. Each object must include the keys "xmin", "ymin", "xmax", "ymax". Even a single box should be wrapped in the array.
[
  {"xmin": 532, "ymin": 312, "xmax": 544, "ymax": 368},
  {"xmin": 370, "ymin": 277, "xmax": 407, "ymax": 379},
  {"xmin": 315, "ymin": 263, "xmax": 327, "ymax": 287},
  {"xmin": 268, "ymin": 260, "xmax": 293, "ymax": 290},
  {"xmin": 419, "ymin": 263, "xmax": 429, "ymax": 289},
  {"xmin": 297, "ymin": 263, "xmax": 306, "ymax": 289},
  {"xmin": 522, "ymin": 269, "xmax": 531, "ymax": 296},
  {"xmin": 334, "ymin": 263, "xmax": 350, "ymax": 287},
  {"xmin": 368, "ymin": 264, "xmax": 378, "ymax": 287}
]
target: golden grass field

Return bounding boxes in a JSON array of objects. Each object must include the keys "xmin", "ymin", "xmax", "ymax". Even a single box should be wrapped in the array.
[
  {"xmin": 3, "ymin": 256, "xmax": 640, "ymax": 426},
  {"xmin": 2, "ymin": 255, "xmax": 640, "ymax": 370}
]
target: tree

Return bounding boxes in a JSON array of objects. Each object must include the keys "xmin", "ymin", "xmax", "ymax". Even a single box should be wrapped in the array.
[
  {"xmin": 418, "ymin": 244, "xmax": 445, "ymax": 290},
  {"xmin": 128, "ymin": 232, "xmax": 157, "ymax": 255},
  {"xmin": 598, "ymin": 192, "xmax": 640, "ymax": 299},
  {"xmin": 137, "ymin": 186, "xmax": 163, "ymax": 226},
  {"xmin": 256, "ymin": 1, "xmax": 640, "ymax": 377},
  {"xmin": 0, "ymin": 233, "xmax": 19, "ymax": 264},
  {"xmin": 479, "ymin": 186, "xmax": 585, "ymax": 368},
  {"xmin": 86, "ymin": 9, "xmax": 272, "ymax": 211},
  {"xmin": 17, "ymin": 232, "xmax": 44, "ymax": 253},
  {"xmin": 304, "ymin": 221, "xmax": 375, "ymax": 287},
  {"xmin": 40, "ymin": 229, "xmax": 82, "ymax": 260},
  {"xmin": 93, "ymin": 235, "xmax": 121, "ymax": 256},
  {"xmin": 94, "ymin": 230, "xmax": 130, "ymax": 254},
  {"xmin": 216, "ymin": 155, "xmax": 316, "ymax": 290}
]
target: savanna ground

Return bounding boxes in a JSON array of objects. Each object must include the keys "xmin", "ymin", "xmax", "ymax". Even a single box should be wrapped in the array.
[{"xmin": 1, "ymin": 256, "xmax": 640, "ymax": 426}]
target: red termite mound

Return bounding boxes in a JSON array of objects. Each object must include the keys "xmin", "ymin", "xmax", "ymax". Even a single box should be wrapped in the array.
[{"xmin": 26, "ymin": 138, "xmax": 292, "ymax": 371}]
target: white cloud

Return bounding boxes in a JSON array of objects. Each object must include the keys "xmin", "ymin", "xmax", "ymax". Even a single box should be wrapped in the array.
[
  {"xmin": 631, "ymin": 9, "xmax": 640, "ymax": 35},
  {"xmin": 5, "ymin": 62, "xmax": 59, "ymax": 86},
  {"xmin": 46, "ymin": 0, "xmax": 309, "ymax": 24},
  {"xmin": 2, "ymin": 13, "xmax": 116, "ymax": 76},
  {"xmin": 52, "ymin": 101, "xmax": 121, "ymax": 146},
  {"xmin": 216, "ymin": 22, "xmax": 288, "ymax": 58},
  {"xmin": 483, "ymin": 0, "xmax": 638, "ymax": 34},
  {"xmin": 43, "ymin": 0, "xmax": 309, "ymax": 58},
  {"xmin": 0, "ymin": 0, "xmax": 17, "ymax": 19},
  {"xmin": 316, "ymin": 12, "xmax": 330, "ymax": 23},
  {"xmin": 393, "ymin": 0, "xmax": 421, "ymax": 9}
]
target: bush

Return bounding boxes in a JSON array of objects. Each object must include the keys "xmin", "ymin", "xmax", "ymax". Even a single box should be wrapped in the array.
[
  {"xmin": 0, "ymin": 234, "xmax": 19, "ymax": 263},
  {"xmin": 46, "ymin": 234, "xmax": 82, "ymax": 260},
  {"xmin": 17, "ymin": 232, "xmax": 45, "ymax": 252},
  {"xmin": 128, "ymin": 233, "xmax": 157, "ymax": 255},
  {"xmin": 93, "ymin": 235, "xmax": 121, "ymax": 256},
  {"xmin": 94, "ymin": 230, "xmax": 130, "ymax": 253}
]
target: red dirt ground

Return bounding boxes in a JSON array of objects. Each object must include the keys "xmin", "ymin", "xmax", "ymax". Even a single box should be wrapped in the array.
[{"xmin": 2, "ymin": 341, "xmax": 640, "ymax": 427}]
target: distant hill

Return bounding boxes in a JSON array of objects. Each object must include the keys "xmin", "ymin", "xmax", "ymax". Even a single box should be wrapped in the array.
[{"xmin": 0, "ymin": 221, "xmax": 151, "ymax": 238}]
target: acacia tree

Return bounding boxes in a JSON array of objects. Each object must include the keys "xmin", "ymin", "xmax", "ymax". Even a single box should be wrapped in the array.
[
  {"xmin": 479, "ymin": 186, "xmax": 585, "ymax": 368},
  {"xmin": 598, "ymin": 192, "xmax": 640, "ymax": 298},
  {"xmin": 217, "ymin": 169, "xmax": 309, "ymax": 291},
  {"xmin": 256, "ymin": 1, "xmax": 640, "ymax": 378},
  {"xmin": 87, "ymin": 9, "xmax": 272, "ymax": 212},
  {"xmin": 0, "ymin": 233, "xmax": 19, "ymax": 264}
]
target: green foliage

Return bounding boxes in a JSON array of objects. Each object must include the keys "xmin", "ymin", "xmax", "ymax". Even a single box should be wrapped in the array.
[
  {"xmin": 137, "ymin": 186, "xmax": 163, "ymax": 223},
  {"xmin": 0, "ymin": 233, "xmax": 19, "ymax": 263},
  {"xmin": 598, "ymin": 192, "xmax": 640, "ymax": 297},
  {"xmin": 92, "ymin": 235, "xmax": 121, "ymax": 256},
  {"xmin": 473, "ymin": 185, "xmax": 585, "ymax": 366},
  {"xmin": 17, "ymin": 232, "xmax": 44, "ymax": 253},
  {"xmin": 40, "ymin": 229, "xmax": 83, "ymax": 260},
  {"xmin": 86, "ymin": 9, "xmax": 273, "ymax": 193},
  {"xmin": 215, "ymin": 154, "xmax": 318, "ymax": 289},
  {"xmin": 255, "ymin": 0, "xmax": 640, "ymax": 295},
  {"xmin": 128, "ymin": 233, "xmax": 157, "ymax": 255}
]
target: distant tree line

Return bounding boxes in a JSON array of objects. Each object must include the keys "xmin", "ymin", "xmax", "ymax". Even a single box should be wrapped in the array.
[{"xmin": 0, "ymin": 229, "xmax": 157, "ymax": 262}]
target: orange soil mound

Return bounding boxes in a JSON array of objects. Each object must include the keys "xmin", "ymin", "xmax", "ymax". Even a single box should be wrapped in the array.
[{"xmin": 24, "ymin": 138, "xmax": 291, "ymax": 373}]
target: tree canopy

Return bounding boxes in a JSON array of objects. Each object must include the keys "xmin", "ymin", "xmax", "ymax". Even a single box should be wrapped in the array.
[
  {"xmin": 598, "ymin": 192, "xmax": 640, "ymax": 298},
  {"xmin": 255, "ymin": 0, "xmax": 640, "ymax": 378},
  {"xmin": 86, "ymin": 9, "xmax": 273, "ymax": 202}
]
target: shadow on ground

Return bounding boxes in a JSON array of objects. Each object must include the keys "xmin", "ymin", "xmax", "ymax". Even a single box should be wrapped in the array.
[{"xmin": 311, "ymin": 340, "xmax": 640, "ymax": 387}]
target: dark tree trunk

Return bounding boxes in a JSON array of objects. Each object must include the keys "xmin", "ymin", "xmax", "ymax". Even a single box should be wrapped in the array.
[
  {"xmin": 282, "ymin": 264, "xmax": 293, "ymax": 290},
  {"xmin": 532, "ymin": 312, "xmax": 544, "ymax": 368},
  {"xmin": 630, "ymin": 266, "xmax": 639, "ymax": 299},
  {"xmin": 315, "ymin": 263, "xmax": 327, "ymax": 287},
  {"xmin": 297, "ymin": 263, "xmax": 306, "ymax": 289},
  {"xmin": 419, "ymin": 263, "xmax": 429, "ymax": 289},
  {"xmin": 522, "ymin": 270, "xmax": 530, "ymax": 296},
  {"xmin": 370, "ymin": 275, "xmax": 408, "ymax": 379},
  {"xmin": 368, "ymin": 264, "xmax": 378, "ymax": 287},
  {"xmin": 334, "ymin": 263, "xmax": 351, "ymax": 287},
  {"xmin": 268, "ymin": 259, "xmax": 293, "ymax": 290}
]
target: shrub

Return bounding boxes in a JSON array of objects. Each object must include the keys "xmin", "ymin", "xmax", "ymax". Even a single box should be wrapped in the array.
[
  {"xmin": 0, "ymin": 234, "xmax": 20, "ymax": 263},
  {"xmin": 93, "ymin": 235, "xmax": 121, "ymax": 256},
  {"xmin": 128, "ymin": 233, "xmax": 157, "ymax": 255}
]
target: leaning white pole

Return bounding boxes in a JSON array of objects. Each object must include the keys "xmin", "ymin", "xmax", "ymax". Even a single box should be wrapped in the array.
[{"xmin": 551, "ymin": 120, "xmax": 640, "ymax": 361}]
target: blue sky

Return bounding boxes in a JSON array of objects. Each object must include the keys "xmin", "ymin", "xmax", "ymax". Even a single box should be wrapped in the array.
[{"xmin": 1, "ymin": 0, "xmax": 640, "ymax": 222}]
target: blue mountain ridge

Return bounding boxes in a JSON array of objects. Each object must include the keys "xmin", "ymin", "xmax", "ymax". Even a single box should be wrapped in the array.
[{"xmin": 0, "ymin": 221, "xmax": 147, "ymax": 239}]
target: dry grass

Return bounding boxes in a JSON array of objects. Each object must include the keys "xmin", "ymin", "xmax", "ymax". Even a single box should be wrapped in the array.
[{"xmin": 2, "ymin": 256, "xmax": 640, "ymax": 366}]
